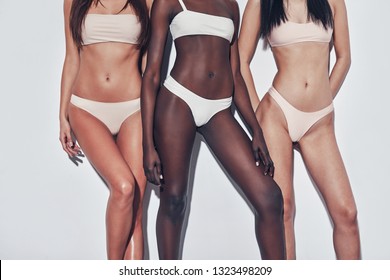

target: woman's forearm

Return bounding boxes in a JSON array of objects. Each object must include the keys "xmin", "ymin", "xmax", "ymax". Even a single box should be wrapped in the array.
[
  {"xmin": 329, "ymin": 55, "xmax": 351, "ymax": 98},
  {"xmin": 233, "ymin": 74, "xmax": 262, "ymax": 135},
  {"xmin": 141, "ymin": 71, "xmax": 160, "ymax": 149},
  {"xmin": 60, "ymin": 55, "xmax": 79, "ymax": 121},
  {"xmin": 240, "ymin": 60, "xmax": 261, "ymax": 111}
]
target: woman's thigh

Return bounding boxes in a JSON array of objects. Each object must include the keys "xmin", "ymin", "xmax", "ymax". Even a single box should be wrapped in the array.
[
  {"xmin": 116, "ymin": 111, "xmax": 146, "ymax": 190},
  {"xmin": 154, "ymin": 88, "xmax": 197, "ymax": 192},
  {"xmin": 199, "ymin": 109, "xmax": 280, "ymax": 207},
  {"xmin": 298, "ymin": 113, "xmax": 357, "ymax": 218},
  {"xmin": 68, "ymin": 104, "xmax": 134, "ymax": 184},
  {"xmin": 257, "ymin": 94, "xmax": 295, "ymax": 209}
]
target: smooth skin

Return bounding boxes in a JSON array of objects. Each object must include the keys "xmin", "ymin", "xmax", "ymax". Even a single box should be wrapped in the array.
[
  {"xmin": 141, "ymin": 0, "xmax": 286, "ymax": 260},
  {"xmin": 59, "ymin": 0, "xmax": 152, "ymax": 259},
  {"xmin": 239, "ymin": 0, "xmax": 360, "ymax": 259}
]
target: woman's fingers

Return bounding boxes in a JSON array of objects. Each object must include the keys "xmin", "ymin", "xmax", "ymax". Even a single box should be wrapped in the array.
[
  {"xmin": 259, "ymin": 149, "xmax": 274, "ymax": 177},
  {"xmin": 144, "ymin": 160, "xmax": 163, "ymax": 186}
]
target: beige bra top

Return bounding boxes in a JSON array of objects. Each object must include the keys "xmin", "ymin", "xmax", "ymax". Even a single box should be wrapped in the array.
[
  {"xmin": 82, "ymin": 14, "xmax": 141, "ymax": 45},
  {"xmin": 268, "ymin": 20, "xmax": 333, "ymax": 47}
]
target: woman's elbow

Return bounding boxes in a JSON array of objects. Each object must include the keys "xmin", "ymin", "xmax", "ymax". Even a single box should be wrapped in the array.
[
  {"xmin": 337, "ymin": 52, "xmax": 351, "ymax": 72},
  {"xmin": 63, "ymin": 53, "xmax": 79, "ymax": 68},
  {"xmin": 347, "ymin": 55, "xmax": 352, "ymax": 70},
  {"xmin": 343, "ymin": 55, "xmax": 351, "ymax": 73},
  {"xmin": 142, "ymin": 69, "xmax": 160, "ymax": 89}
]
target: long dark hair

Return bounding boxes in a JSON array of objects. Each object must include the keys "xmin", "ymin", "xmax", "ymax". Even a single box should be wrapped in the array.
[
  {"xmin": 260, "ymin": 0, "xmax": 333, "ymax": 38},
  {"xmin": 70, "ymin": 0, "xmax": 149, "ymax": 50}
]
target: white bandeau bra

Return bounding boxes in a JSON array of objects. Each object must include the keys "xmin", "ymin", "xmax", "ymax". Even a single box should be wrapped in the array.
[
  {"xmin": 170, "ymin": 0, "xmax": 234, "ymax": 42},
  {"xmin": 268, "ymin": 20, "xmax": 333, "ymax": 47},
  {"xmin": 82, "ymin": 13, "xmax": 141, "ymax": 45}
]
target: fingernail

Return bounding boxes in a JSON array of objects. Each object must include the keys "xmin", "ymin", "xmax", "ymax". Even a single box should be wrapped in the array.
[
  {"xmin": 256, "ymin": 161, "xmax": 259, "ymax": 166},
  {"xmin": 264, "ymin": 172, "xmax": 267, "ymax": 176}
]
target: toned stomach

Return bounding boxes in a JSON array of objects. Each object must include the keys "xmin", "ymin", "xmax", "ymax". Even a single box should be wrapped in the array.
[
  {"xmin": 271, "ymin": 42, "xmax": 333, "ymax": 112},
  {"xmin": 73, "ymin": 42, "xmax": 142, "ymax": 102},
  {"xmin": 169, "ymin": 36, "xmax": 234, "ymax": 100}
]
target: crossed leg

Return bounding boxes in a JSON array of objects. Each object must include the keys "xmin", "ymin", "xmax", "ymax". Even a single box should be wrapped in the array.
[
  {"xmin": 69, "ymin": 104, "xmax": 145, "ymax": 260},
  {"xmin": 116, "ymin": 111, "xmax": 147, "ymax": 260}
]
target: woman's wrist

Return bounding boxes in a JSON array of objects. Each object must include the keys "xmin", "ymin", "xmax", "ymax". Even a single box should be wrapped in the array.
[
  {"xmin": 252, "ymin": 125, "xmax": 264, "ymax": 137},
  {"xmin": 59, "ymin": 114, "xmax": 68, "ymax": 123},
  {"xmin": 143, "ymin": 139, "xmax": 156, "ymax": 151}
]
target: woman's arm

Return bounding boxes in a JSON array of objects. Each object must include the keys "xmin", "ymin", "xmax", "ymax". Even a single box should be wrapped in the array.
[
  {"xmin": 141, "ymin": 0, "xmax": 171, "ymax": 185},
  {"xmin": 329, "ymin": 0, "xmax": 351, "ymax": 98},
  {"xmin": 59, "ymin": 0, "xmax": 80, "ymax": 157},
  {"xmin": 140, "ymin": 0, "xmax": 154, "ymax": 73},
  {"xmin": 230, "ymin": 0, "xmax": 274, "ymax": 176},
  {"xmin": 238, "ymin": 0, "xmax": 262, "ymax": 111}
]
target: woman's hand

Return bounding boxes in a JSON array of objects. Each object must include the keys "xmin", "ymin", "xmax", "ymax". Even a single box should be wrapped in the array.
[
  {"xmin": 252, "ymin": 128, "xmax": 274, "ymax": 177},
  {"xmin": 59, "ymin": 118, "xmax": 80, "ymax": 157},
  {"xmin": 143, "ymin": 146, "xmax": 163, "ymax": 186}
]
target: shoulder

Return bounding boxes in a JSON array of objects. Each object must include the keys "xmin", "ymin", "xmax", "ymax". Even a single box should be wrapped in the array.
[
  {"xmin": 225, "ymin": 0, "xmax": 239, "ymax": 9},
  {"xmin": 151, "ymin": 0, "xmax": 182, "ymax": 16},
  {"xmin": 327, "ymin": 0, "xmax": 348, "ymax": 21},
  {"xmin": 152, "ymin": 0, "xmax": 177, "ymax": 7},
  {"xmin": 150, "ymin": 0, "xmax": 178, "ymax": 11},
  {"xmin": 225, "ymin": 0, "xmax": 239, "ymax": 16},
  {"xmin": 328, "ymin": 0, "xmax": 346, "ymax": 11}
]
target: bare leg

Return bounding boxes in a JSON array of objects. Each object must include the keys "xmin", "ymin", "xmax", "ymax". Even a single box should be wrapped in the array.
[
  {"xmin": 69, "ymin": 105, "xmax": 137, "ymax": 260},
  {"xmin": 116, "ymin": 111, "xmax": 147, "ymax": 260},
  {"xmin": 299, "ymin": 112, "xmax": 361, "ymax": 259},
  {"xmin": 199, "ymin": 109, "xmax": 286, "ymax": 260},
  {"xmin": 154, "ymin": 89, "xmax": 197, "ymax": 259},
  {"xmin": 257, "ymin": 94, "xmax": 296, "ymax": 259}
]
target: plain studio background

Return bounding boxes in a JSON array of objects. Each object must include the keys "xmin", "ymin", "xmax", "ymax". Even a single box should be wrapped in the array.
[{"xmin": 0, "ymin": 0, "xmax": 388, "ymax": 259}]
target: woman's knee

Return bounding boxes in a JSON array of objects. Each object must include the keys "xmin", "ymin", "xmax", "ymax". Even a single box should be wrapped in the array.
[
  {"xmin": 108, "ymin": 178, "xmax": 136, "ymax": 207},
  {"xmin": 333, "ymin": 204, "xmax": 358, "ymax": 229},
  {"xmin": 255, "ymin": 183, "xmax": 284, "ymax": 218},
  {"xmin": 160, "ymin": 190, "xmax": 188, "ymax": 222},
  {"xmin": 283, "ymin": 196, "xmax": 296, "ymax": 223}
]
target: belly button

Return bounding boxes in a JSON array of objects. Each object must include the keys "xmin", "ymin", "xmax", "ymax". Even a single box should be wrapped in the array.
[
  {"xmin": 105, "ymin": 74, "xmax": 110, "ymax": 82},
  {"xmin": 208, "ymin": 72, "xmax": 215, "ymax": 78}
]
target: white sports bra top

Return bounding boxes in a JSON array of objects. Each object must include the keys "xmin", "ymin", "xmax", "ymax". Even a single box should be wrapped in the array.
[
  {"xmin": 170, "ymin": 0, "xmax": 234, "ymax": 42},
  {"xmin": 268, "ymin": 20, "xmax": 333, "ymax": 47},
  {"xmin": 82, "ymin": 14, "xmax": 141, "ymax": 45}
]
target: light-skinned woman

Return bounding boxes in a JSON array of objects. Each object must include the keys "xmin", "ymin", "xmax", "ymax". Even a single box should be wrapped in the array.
[
  {"xmin": 59, "ymin": 0, "xmax": 151, "ymax": 259},
  {"xmin": 239, "ymin": 0, "xmax": 360, "ymax": 259}
]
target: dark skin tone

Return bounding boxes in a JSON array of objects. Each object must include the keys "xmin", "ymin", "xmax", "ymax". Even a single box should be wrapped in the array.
[{"xmin": 141, "ymin": 0, "xmax": 286, "ymax": 260}]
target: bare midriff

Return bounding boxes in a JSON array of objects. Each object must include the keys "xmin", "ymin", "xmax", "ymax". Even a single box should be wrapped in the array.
[
  {"xmin": 170, "ymin": 36, "xmax": 233, "ymax": 100},
  {"xmin": 271, "ymin": 42, "xmax": 332, "ymax": 112},
  {"xmin": 73, "ymin": 42, "xmax": 141, "ymax": 102}
]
